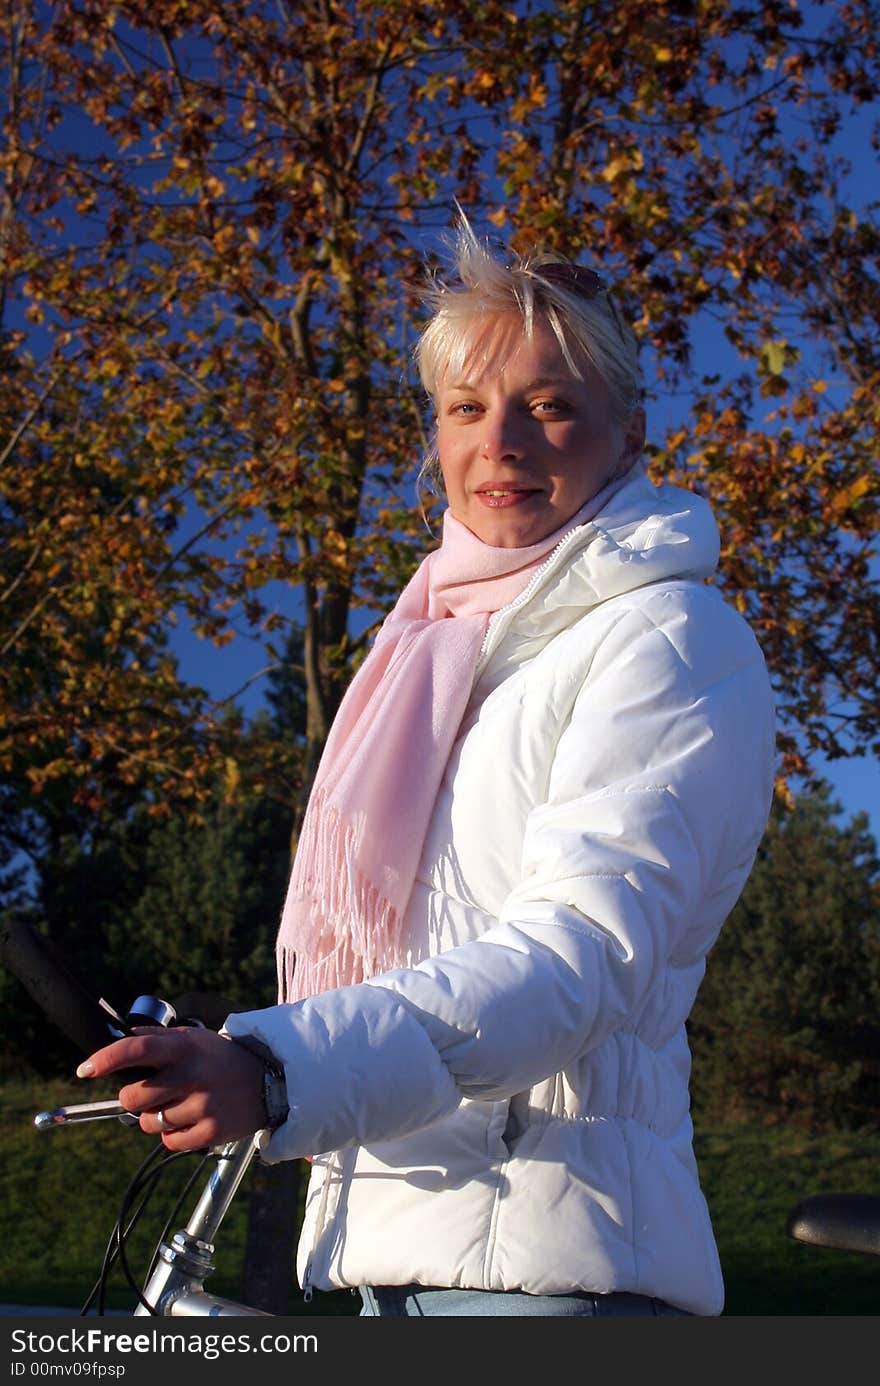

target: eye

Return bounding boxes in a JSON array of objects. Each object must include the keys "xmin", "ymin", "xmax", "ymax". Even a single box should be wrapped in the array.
[
  {"xmin": 531, "ymin": 397, "xmax": 569, "ymax": 417},
  {"xmin": 448, "ymin": 400, "xmax": 482, "ymax": 417}
]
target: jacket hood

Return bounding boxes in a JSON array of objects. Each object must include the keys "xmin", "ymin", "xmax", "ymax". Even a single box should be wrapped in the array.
[
  {"xmin": 548, "ymin": 460, "xmax": 719, "ymax": 602},
  {"xmin": 478, "ymin": 462, "xmax": 721, "ymax": 672}
]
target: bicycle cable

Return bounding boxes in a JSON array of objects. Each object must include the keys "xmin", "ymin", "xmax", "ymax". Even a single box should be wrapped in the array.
[
  {"xmin": 81, "ymin": 1141, "xmax": 197, "ymax": 1316},
  {"xmin": 88, "ymin": 1141, "xmax": 173, "ymax": 1316},
  {"xmin": 115, "ymin": 1145, "xmax": 206, "ymax": 1316},
  {"xmin": 82, "ymin": 1141, "xmax": 165, "ymax": 1316}
]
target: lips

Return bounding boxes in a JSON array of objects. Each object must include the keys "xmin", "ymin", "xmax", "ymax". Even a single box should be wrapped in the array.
[
  {"xmin": 474, "ymin": 486, "xmax": 543, "ymax": 509},
  {"xmin": 475, "ymin": 484, "xmax": 543, "ymax": 497}
]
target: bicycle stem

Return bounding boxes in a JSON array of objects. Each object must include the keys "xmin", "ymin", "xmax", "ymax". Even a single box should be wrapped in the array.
[{"xmin": 136, "ymin": 1134, "xmax": 266, "ymax": 1317}]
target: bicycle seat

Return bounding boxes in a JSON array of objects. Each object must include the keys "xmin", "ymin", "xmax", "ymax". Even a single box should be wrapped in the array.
[{"xmin": 786, "ymin": 1193, "xmax": 880, "ymax": 1258}]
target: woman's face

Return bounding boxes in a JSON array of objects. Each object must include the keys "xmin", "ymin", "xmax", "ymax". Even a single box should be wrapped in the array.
[{"xmin": 435, "ymin": 314, "xmax": 640, "ymax": 548}]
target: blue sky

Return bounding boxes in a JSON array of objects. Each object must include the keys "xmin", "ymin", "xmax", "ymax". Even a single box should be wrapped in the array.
[{"xmin": 810, "ymin": 751, "xmax": 879, "ymax": 840}]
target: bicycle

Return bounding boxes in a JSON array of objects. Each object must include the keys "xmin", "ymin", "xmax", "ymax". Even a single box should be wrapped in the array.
[{"xmin": 4, "ymin": 916, "xmax": 879, "ymax": 1316}]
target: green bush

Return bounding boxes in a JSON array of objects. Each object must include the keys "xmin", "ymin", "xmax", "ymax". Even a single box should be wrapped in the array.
[{"xmin": 690, "ymin": 788, "xmax": 880, "ymax": 1133}]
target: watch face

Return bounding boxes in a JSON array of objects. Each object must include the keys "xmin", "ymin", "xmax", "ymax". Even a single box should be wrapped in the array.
[{"xmin": 263, "ymin": 1068, "xmax": 289, "ymax": 1129}]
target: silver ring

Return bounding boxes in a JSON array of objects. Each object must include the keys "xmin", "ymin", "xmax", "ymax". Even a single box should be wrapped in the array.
[{"xmin": 157, "ymin": 1109, "xmax": 172, "ymax": 1132}]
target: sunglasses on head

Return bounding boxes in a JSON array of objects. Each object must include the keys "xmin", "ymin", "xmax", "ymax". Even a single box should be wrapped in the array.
[{"xmin": 527, "ymin": 260, "xmax": 605, "ymax": 299}]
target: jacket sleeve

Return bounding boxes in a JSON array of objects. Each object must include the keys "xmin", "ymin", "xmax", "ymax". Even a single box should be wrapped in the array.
[{"xmin": 224, "ymin": 588, "xmax": 775, "ymax": 1162}]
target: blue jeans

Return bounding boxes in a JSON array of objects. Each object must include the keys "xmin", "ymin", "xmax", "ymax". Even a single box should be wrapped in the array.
[{"xmin": 359, "ymin": 1285, "xmax": 691, "ymax": 1317}]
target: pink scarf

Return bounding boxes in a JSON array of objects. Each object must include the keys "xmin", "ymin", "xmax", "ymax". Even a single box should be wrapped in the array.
[{"xmin": 276, "ymin": 481, "xmax": 625, "ymax": 1004}]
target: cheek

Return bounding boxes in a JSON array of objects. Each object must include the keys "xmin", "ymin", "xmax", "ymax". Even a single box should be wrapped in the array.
[
  {"xmin": 552, "ymin": 436, "xmax": 617, "ymax": 501},
  {"xmin": 436, "ymin": 436, "xmax": 466, "ymax": 492},
  {"xmin": 563, "ymin": 423, "xmax": 616, "ymax": 470}
]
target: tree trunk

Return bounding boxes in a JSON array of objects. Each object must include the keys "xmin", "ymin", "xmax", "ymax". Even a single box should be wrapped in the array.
[{"xmin": 241, "ymin": 1156, "xmax": 303, "ymax": 1314}]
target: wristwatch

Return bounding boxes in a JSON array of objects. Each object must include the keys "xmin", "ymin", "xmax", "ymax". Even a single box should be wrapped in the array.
[
  {"xmin": 260, "ymin": 1058, "xmax": 290, "ymax": 1131},
  {"xmin": 228, "ymin": 1034, "xmax": 290, "ymax": 1131}
]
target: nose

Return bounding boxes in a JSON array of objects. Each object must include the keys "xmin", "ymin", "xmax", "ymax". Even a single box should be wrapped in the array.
[{"xmin": 481, "ymin": 405, "xmax": 527, "ymax": 463}]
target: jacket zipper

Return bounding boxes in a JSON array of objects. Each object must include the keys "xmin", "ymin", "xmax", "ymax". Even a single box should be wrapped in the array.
[
  {"xmin": 476, "ymin": 521, "xmax": 597, "ymax": 674},
  {"xmin": 302, "ymin": 1153, "xmax": 336, "ymax": 1303}
]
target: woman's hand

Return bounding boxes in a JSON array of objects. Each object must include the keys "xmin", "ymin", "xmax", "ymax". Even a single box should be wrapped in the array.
[{"xmin": 75, "ymin": 1027, "xmax": 269, "ymax": 1152}]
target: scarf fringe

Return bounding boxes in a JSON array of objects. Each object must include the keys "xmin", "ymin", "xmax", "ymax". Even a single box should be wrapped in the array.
[{"xmin": 277, "ymin": 788, "xmax": 409, "ymax": 1004}]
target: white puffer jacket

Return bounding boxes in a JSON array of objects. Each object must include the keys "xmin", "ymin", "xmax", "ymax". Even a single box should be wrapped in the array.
[{"xmin": 225, "ymin": 465, "xmax": 776, "ymax": 1315}]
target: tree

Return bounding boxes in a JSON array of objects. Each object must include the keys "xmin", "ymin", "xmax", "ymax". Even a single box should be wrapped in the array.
[
  {"xmin": 3, "ymin": 0, "xmax": 879, "ymax": 1310},
  {"xmin": 689, "ymin": 784, "xmax": 880, "ymax": 1131},
  {"xmin": 2, "ymin": 1, "xmax": 878, "ymax": 820}
]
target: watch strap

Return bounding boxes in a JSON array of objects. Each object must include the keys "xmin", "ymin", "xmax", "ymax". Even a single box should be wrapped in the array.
[{"xmin": 227, "ymin": 1033, "xmax": 290, "ymax": 1131}]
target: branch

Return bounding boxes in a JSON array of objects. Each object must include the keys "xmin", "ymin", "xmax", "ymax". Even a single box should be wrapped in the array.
[
  {"xmin": 0, "ymin": 588, "xmax": 53, "ymax": 659},
  {"xmin": 210, "ymin": 662, "xmax": 281, "ymax": 712},
  {"xmin": 104, "ymin": 29, "xmax": 138, "ymax": 82},
  {"xmin": 342, "ymin": 37, "xmax": 395, "ymax": 178},
  {"xmin": 0, "ymin": 363, "xmax": 64, "ymax": 469},
  {"xmin": 294, "ymin": 515, "xmax": 329, "ymax": 747},
  {"xmin": 157, "ymin": 29, "xmax": 187, "ymax": 104},
  {"xmin": 100, "ymin": 736, "xmax": 195, "ymax": 781},
  {"xmin": 157, "ymin": 496, "xmax": 246, "ymax": 580},
  {"xmin": 348, "ymin": 614, "xmax": 382, "ymax": 657},
  {"xmin": 289, "ymin": 273, "xmax": 317, "ymax": 375},
  {"xmin": 0, "ymin": 534, "xmax": 47, "ymax": 608}
]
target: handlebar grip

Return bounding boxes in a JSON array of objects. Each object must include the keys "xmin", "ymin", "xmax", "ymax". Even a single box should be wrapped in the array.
[{"xmin": 0, "ymin": 916, "xmax": 154, "ymax": 1079}]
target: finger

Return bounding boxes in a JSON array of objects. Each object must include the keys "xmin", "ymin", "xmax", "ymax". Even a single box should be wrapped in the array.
[
  {"xmin": 151, "ymin": 1115, "xmax": 217, "ymax": 1154},
  {"xmin": 75, "ymin": 1031, "xmax": 185, "ymax": 1080},
  {"xmin": 117, "ymin": 1076, "xmax": 179, "ymax": 1117},
  {"xmin": 139, "ymin": 1105, "xmax": 189, "ymax": 1139},
  {"xmin": 136, "ymin": 1081, "xmax": 215, "ymax": 1128}
]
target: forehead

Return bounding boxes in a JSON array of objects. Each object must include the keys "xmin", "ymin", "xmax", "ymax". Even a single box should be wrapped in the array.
[{"xmin": 440, "ymin": 312, "xmax": 589, "ymax": 390}]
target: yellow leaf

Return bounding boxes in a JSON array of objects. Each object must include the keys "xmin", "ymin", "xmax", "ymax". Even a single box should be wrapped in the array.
[
  {"xmin": 602, "ymin": 156, "xmax": 631, "ymax": 182},
  {"xmin": 830, "ymin": 475, "xmax": 873, "ymax": 515},
  {"xmin": 761, "ymin": 340, "xmax": 787, "ymax": 376},
  {"xmin": 261, "ymin": 318, "xmax": 282, "ymax": 349},
  {"xmin": 602, "ymin": 148, "xmax": 643, "ymax": 181}
]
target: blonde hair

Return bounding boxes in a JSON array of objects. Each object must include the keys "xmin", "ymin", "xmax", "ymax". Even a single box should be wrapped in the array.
[{"xmin": 415, "ymin": 215, "xmax": 643, "ymax": 493}]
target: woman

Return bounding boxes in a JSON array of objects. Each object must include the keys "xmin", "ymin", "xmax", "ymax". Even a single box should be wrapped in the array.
[{"xmin": 78, "ymin": 220, "xmax": 776, "ymax": 1316}]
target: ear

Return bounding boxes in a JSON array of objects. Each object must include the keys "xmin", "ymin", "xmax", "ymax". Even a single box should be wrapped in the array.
[{"xmin": 619, "ymin": 407, "xmax": 646, "ymax": 470}]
